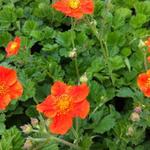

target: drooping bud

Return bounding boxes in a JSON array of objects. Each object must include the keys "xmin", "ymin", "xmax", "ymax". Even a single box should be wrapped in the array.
[
  {"xmin": 80, "ymin": 72, "xmax": 88, "ymax": 83},
  {"xmin": 20, "ymin": 124, "xmax": 32, "ymax": 134},
  {"xmin": 31, "ymin": 118, "xmax": 38, "ymax": 127},
  {"xmin": 138, "ymin": 39, "xmax": 146, "ymax": 48},
  {"xmin": 126, "ymin": 126, "xmax": 134, "ymax": 136},
  {"xmin": 69, "ymin": 48, "xmax": 77, "ymax": 59},
  {"xmin": 90, "ymin": 20, "xmax": 97, "ymax": 26},
  {"xmin": 130, "ymin": 112, "xmax": 140, "ymax": 122},
  {"xmin": 134, "ymin": 106, "xmax": 142, "ymax": 114},
  {"xmin": 23, "ymin": 139, "xmax": 32, "ymax": 150}
]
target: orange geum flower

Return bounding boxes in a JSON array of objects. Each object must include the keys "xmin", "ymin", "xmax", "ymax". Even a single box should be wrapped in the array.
[
  {"xmin": 145, "ymin": 37, "xmax": 150, "ymax": 47},
  {"xmin": 5, "ymin": 36, "xmax": 21, "ymax": 57},
  {"xmin": 145, "ymin": 37, "xmax": 150, "ymax": 52},
  {"xmin": 137, "ymin": 69, "xmax": 150, "ymax": 97},
  {"xmin": 36, "ymin": 81, "xmax": 90, "ymax": 135},
  {"xmin": 0, "ymin": 66, "xmax": 23, "ymax": 110},
  {"xmin": 52, "ymin": 0, "xmax": 94, "ymax": 19}
]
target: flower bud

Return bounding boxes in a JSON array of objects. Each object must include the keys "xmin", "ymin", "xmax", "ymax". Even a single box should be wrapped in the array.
[
  {"xmin": 134, "ymin": 106, "xmax": 142, "ymax": 113},
  {"xmin": 23, "ymin": 139, "xmax": 32, "ymax": 150},
  {"xmin": 69, "ymin": 48, "xmax": 77, "ymax": 59},
  {"xmin": 31, "ymin": 118, "xmax": 38, "ymax": 127},
  {"xmin": 80, "ymin": 73, "xmax": 88, "ymax": 83},
  {"xmin": 126, "ymin": 126, "xmax": 134, "ymax": 136},
  {"xmin": 130, "ymin": 112, "xmax": 140, "ymax": 122},
  {"xmin": 20, "ymin": 124, "xmax": 32, "ymax": 134},
  {"xmin": 138, "ymin": 40, "xmax": 146, "ymax": 48},
  {"xmin": 90, "ymin": 20, "xmax": 97, "ymax": 26}
]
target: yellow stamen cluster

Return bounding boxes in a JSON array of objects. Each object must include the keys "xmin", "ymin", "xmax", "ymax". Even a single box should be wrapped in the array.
[
  {"xmin": 0, "ymin": 82, "xmax": 8, "ymax": 96},
  {"xmin": 57, "ymin": 95, "xmax": 71, "ymax": 114},
  {"xmin": 69, "ymin": 0, "xmax": 80, "ymax": 9}
]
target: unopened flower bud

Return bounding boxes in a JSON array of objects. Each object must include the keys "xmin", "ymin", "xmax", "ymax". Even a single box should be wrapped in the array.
[
  {"xmin": 138, "ymin": 40, "xmax": 146, "ymax": 48},
  {"xmin": 80, "ymin": 73, "xmax": 88, "ymax": 83},
  {"xmin": 126, "ymin": 126, "xmax": 134, "ymax": 136},
  {"xmin": 90, "ymin": 20, "xmax": 97, "ymax": 26},
  {"xmin": 23, "ymin": 139, "xmax": 32, "ymax": 150},
  {"xmin": 45, "ymin": 119, "xmax": 51, "ymax": 127},
  {"xmin": 69, "ymin": 48, "xmax": 77, "ymax": 59},
  {"xmin": 31, "ymin": 118, "xmax": 38, "ymax": 127},
  {"xmin": 130, "ymin": 112, "xmax": 140, "ymax": 122},
  {"xmin": 134, "ymin": 106, "xmax": 142, "ymax": 114},
  {"xmin": 20, "ymin": 124, "xmax": 32, "ymax": 134}
]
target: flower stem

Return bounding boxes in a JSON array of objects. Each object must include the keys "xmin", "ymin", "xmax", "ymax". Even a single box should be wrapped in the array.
[
  {"xmin": 71, "ymin": 19, "xmax": 80, "ymax": 84},
  {"xmin": 71, "ymin": 18, "xmax": 80, "ymax": 145},
  {"xmin": 144, "ymin": 51, "xmax": 148, "ymax": 70},
  {"xmin": 51, "ymin": 136, "xmax": 80, "ymax": 150},
  {"xmin": 86, "ymin": 17, "xmax": 114, "ymax": 85}
]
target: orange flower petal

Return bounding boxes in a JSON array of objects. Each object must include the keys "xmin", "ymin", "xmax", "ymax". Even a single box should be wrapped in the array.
[
  {"xmin": 0, "ymin": 66, "xmax": 17, "ymax": 86},
  {"xmin": 14, "ymin": 36, "xmax": 21, "ymax": 43},
  {"xmin": 81, "ymin": 0, "xmax": 94, "ymax": 14},
  {"xmin": 50, "ymin": 114, "xmax": 72, "ymax": 134},
  {"xmin": 144, "ymin": 88, "xmax": 150, "ymax": 97},
  {"xmin": 137, "ymin": 73, "xmax": 147, "ymax": 90},
  {"xmin": 52, "ymin": 1, "xmax": 72, "ymax": 16},
  {"xmin": 67, "ymin": 9, "xmax": 83, "ymax": 19},
  {"xmin": 9, "ymin": 81, "xmax": 23, "ymax": 99},
  {"xmin": 0, "ymin": 94, "xmax": 11, "ymax": 110},
  {"xmin": 69, "ymin": 83, "xmax": 89, "ymax": 102},
  {"xmin": 72, "ymin": 99, "xmax": 90, "ymax": 119},
  {"xmin": 51, "ymin": 81, "xmax": 68, "ymax": 96},
  {"xmin": 36, "ymin": 95, "xmax": 57, "ymax": 118},
  {"xmin": 52, "ymin": 0, "xmax": 94, "ymax": 19}
]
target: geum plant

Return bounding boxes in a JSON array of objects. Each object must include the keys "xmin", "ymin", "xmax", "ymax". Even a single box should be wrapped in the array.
[
  {"xmin": 0, "ymin": 0, "xmax": 94, "ymax": 149},
  {"xmin": 0, "ymin": 0, "xmax": 150, "ymax": 149}
]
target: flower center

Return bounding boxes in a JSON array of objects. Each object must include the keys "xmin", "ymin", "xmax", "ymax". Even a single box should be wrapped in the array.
[
  {"xmin": 10, "ymin": 42, "xmax": 18, "ymax": 50},
  {"xmin": 57, "ymin": 95, "xmax": 71, "ymax": 114},
  {"xmin": 0, "ymin": 82, "xmax": 8, "ymax": 96},
  {"xmin": 69, "ymin": 0, "xmax": 80, "ymax": 9}
]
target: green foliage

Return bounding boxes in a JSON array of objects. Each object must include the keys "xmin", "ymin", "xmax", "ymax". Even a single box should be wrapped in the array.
[
  {"xmin": 0, "ymin": 0, "xmax": 150, "ymax": 149},
  {"xmin": 0, "ymin": 126, "xmax": 24, "ymax": 150}
]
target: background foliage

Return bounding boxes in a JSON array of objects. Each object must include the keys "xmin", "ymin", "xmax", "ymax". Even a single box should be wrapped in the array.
[{"xmin": 0, "ymin": 0, "xmax": 150, "ymax": 149}]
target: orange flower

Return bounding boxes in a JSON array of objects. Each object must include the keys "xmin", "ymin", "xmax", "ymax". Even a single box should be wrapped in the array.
[
  {"xmin": 147, "ymin": 56, "xmax": 150, "ymax": 63},
  {"xmin": 5, "ymin": 37, "xmax": 21, "ymax": 57},
  {"xmin": 137, "ymin": 69, "xmax": 150, "ymax": 97},
  {"xmin": 145, "ymin": 37, "xmax": 150, "ymax": 52},
  {"xmin": 52, "ymin": 0, "xmax": 94, "ymax": 19},
  {"xmin": 145, "ymin": 38, "xmax": 150, "ymax": 47},
  {"xmin": 37, "ymin": 81, "xmax": 90, "ymax": 134},
  {"xmin": 0, "ymin": 66, "xmax": 23, "ymax": 110}
]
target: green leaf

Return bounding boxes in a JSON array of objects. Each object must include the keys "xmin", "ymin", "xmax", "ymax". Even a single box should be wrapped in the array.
[
  {"xmin": 22, "ymin": 20, "xmax": 39, "ymax": 35},
  {"xmin": 130, "ymin": 14, "xmax": 147, "ymax": 28},
  {"xmin": 121, "ymin": 47, "xmax": 132, "ymax": 57},
  {"xmin": 80, "ymin": 136, "xmax": 92, "ymax": 150},
  {"xmin": 56, "ymin": 30, "xmax": 75, "ymax": 48},
  {"xmin": 0, "ymin": 7, "xmax": 16, "ymax": 27},
  {"xmin": 94, "ymin": 114, "xmax": 116, "ymax": 134},
  {"xmin": 113, "ymin": 8, "xmax": 131, "ymax": 29},
  {"xmin": 110, "ymin": 55, "xmax": 125, "ymax": 71},
  {"xmin": 117, "ymin": 87, "xmax": 134, "ymax": 98},
  {"xmin": 25, "ymin": 105, "xmax": 38, "ymax": 117},
  {"xmin": 0, "ymin": 126, "xmax": 24, "ymax": 150}
]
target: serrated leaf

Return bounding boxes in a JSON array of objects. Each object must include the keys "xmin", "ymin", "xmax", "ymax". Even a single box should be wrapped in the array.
[
  {"xmin": 110, "ymin": 55, "xmax": 125, "ymax": 71},
  {"xmin": 94, "ymin": 114, "xmax": 116, "ymax": 134},
  {"xmin": 0, "ymin": 126, "xmax": 24, "ymax": 150},
  {"xmin": 117, "ymin": 87, "xmax": 134, "ymax": 98},
  {"xmin": 130, "ymin": 14, "xmax": 147, "ymax": 28}
]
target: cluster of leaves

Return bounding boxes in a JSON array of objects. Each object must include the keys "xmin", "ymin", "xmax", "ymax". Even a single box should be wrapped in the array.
[{"xmin": 0, "ymin": 0, "xmax": 150, "ymax": 149}]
